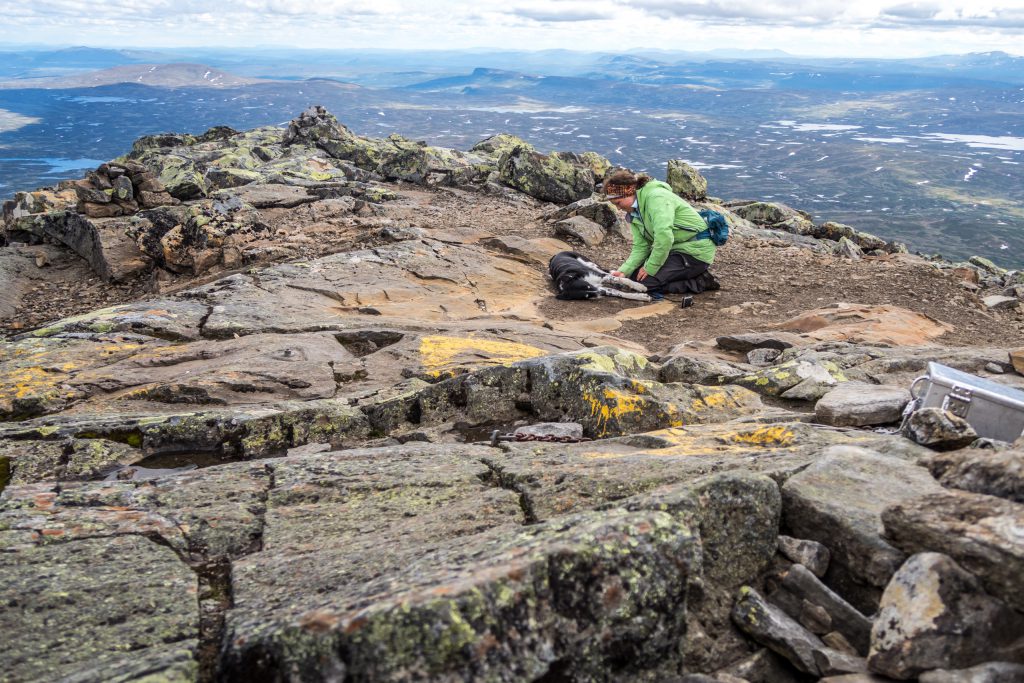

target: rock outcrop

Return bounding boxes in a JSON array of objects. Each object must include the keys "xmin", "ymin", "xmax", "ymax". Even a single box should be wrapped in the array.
[{"xmin": 2, "ymin": 108, "xmax": 1024, "ymax": 683}]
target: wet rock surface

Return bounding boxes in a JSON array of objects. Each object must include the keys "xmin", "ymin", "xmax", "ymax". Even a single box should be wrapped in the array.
[{"xmin": 3, "ymin": 109, "xmax": 1024, "ymax": 682}]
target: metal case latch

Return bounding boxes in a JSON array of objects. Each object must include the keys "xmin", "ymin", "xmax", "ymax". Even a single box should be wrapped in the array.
[{"xmin": 942, "ymin": 385, "xmax": 973, "ymax": 418}]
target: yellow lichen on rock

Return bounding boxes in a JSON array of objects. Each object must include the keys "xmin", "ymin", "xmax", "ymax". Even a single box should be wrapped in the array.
[
  {"xmin": 585, "ymin": 386, "xmax": 649, "ymax": 437},
  {"xmin": 728, "ymin": 425, "xmax": 796, "ymax": 447},
  {"xmin": 418, "ymin": 335, "xmax": 547, "ymax": 374}
]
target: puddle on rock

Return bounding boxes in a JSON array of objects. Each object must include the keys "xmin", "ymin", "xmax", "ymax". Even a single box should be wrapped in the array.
[{"xmin": 105, "ymin": 451, "xmax": 233, "ymax": 481}]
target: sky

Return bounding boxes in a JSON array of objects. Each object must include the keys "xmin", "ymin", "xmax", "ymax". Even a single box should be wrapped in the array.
[{"xmin": 1, "ymin": 0, "xmax": 1023, "ymax": 58}]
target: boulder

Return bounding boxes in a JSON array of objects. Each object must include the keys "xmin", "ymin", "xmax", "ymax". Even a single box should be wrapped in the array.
[
  {"xmin": 542, "ymin": 196, "xmax": 629, "ymax": 239},
  {"xmin": 777, "ymin": 535, "xmax": 831, "ymax": 578},
  {"xmin": 815, "ymin": 221, "xmax": 858, "ymax": 243},
  {"xmin": 498, "ymin": 145, "xmax": 595, "ymax": 204},
  {"xmin": 919, "ymin": 448, "xmax": 1024, "ymax": 503},
  {"xmin": 970, "ymin": 256, "xmax": 1006, "ymax": 276},
  {"xmin": 747, "ymin": 348, "xmax": 782, "ymax": 366},
  {"xmin": 902, "ymin": 408, "xmax": 979, "ymax": 450},
  {"xmin": 733, "ymin": 359, "xmax": 847, "ymax": 399},
  {"xmin": 834, "ymin": 237, "xmax": 864, "ymax": 260},
  {"xmin": 868, "ymin": 552, "xmax": 1024, "ymax": 679},
  {"xmin": 667, "ymin": 159, "xmax": 708, "ymax": 200},
  {"xmin": 553, "ymin": 215, "xmax": 606, "ymax": 247},
  {"xmin": 882, "ymin": 490, "xmax": 1024, "ymax": 612},
  {"xmin": 716, "ymin": 332, "xmax": 804, "ymax": 353},
  {"xmin": 658, "ymin": 354, "xmax": 747, "ymax": 385},
  {"xmin": 731, "ymin": 201, "xmax": 804, "ymax": 226},
  {"xmin": 1011, "ymin": 349, "xmax": 1024, "ymax": 375},
  {"xmin": 815, "ymin": 382, "xmax": 911, "ymax": 427},
  {"xmin": 11, "ymin": 210, "xmax": 150, "ymax": 281},
  {"xmin": 781, "ymin": 446, "xmax": 943, "ymax": 612}
]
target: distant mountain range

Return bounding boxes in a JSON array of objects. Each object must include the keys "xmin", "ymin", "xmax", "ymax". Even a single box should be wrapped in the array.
[
  {"xmin": 0, "ymin": 47, "xmax": 1020, "ymax": 266},
  {"xmin": 0, "ymin": 63, "xmax": 265, "ymax": 89}
]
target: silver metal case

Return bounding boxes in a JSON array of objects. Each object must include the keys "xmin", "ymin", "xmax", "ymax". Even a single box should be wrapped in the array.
[{"xmin": 911, "ymin": 362, "xmax": 1024, "ymax": 443}]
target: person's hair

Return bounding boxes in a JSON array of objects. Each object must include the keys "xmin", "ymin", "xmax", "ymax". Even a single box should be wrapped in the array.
[{"xmin": 603, "ymin": 170, "xmax": 652, "ymax": 194}]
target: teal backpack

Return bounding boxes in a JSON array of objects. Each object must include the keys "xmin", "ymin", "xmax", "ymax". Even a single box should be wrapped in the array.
[{"xmin": 695, "ymin": 209, "xmax": 730, "ymax": 246}]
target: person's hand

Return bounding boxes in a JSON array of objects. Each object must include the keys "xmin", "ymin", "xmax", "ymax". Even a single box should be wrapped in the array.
[
  {"xmin": 610, "ymin": 270, "xmax": 624, "ymax": 278},
  {"xmin": 637, "ymin": 267, "xmax": 649, "ymax": 281}
]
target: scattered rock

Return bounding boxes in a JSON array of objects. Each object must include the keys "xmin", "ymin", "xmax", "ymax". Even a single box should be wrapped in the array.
[
  {"xmin": 777, "ymin": 535, "xmax": 831, "ymax": 577},
  {"xmin": 775, "ymin": 563, "xmax": 873, "ymax": 655},
  {"xmin": 815, "ymin": 382, "xmax": 910, "ymax": 427},
  {"xmin": 781, "ymin": 446, "xmax": 943, "ymax": 612},
  {"xmin": 983, "ymin": 295, "xmax": 1019, "ymax": 311},
  {"xmin": 731, "ymin": 586, "xmax": 825, "ymax": 675},
  {"xmin": 868, "ymin": 552, "xmax": 1024, "ymax": 679},
  {"xmin": 814, "ymin": 648, "xmax": 869, "ymax": 676},
  {"xmin": 882, "ymin": 490, "xmax": 1024, "ymax": 612},
  {"xmin": 902, "ymin": 408, "xmax": 979, "ymax": 450}
]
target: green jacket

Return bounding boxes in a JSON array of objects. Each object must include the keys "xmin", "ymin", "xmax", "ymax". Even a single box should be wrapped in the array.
[{"xmin": 618, "ymin": 180, "xmax": 715, "ymax": 276}]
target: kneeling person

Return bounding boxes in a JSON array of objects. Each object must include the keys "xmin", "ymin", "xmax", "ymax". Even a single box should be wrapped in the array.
[{"xmin": 603, "ymin": 170, "xmax": 719, "ymax": 295}]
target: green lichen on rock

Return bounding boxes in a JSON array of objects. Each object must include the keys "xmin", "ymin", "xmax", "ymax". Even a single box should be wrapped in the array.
[
  {"xmin": 498, "ymin": 145, "xmax": 596, "ymax": 204},
  {"xmin": 0, "ymin": 535, "xmax": 198, "ymax": 682},
  {"xmin": 667, "ymin": 159, "xmax": 708, "ymax": 200}
]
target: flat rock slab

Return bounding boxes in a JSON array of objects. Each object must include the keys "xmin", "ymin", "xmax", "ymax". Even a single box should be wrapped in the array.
[
  {"xmin": 219, "ymin": 183, "xmax": 319, "ymax": 209},
  {"xmin": 491, "ymin": 422, "xmax": 930, "ymax": 524},
  {"xmin": 781, "ymin": 445, "xmax": 943, "ymax": 611},
  {"xmin": 815, "ymin": 382, "xmax": 911, "ymax": 427},
  {"xmin": 777, "ymin": 303, "xmax": 953, "ymax": 346},
  {"xmin": 220, "ymin": 444, "xmax": 697, "ymax": 681},
  {"xmin": 882, "ymin": 489, "xmax": 1024, "ymax": 612},
  {"xmin": 0, "ymin": 437, "xmax": 142, "ymax": 485},
  {"xmin": 0, "ymin": 535, "xmax": 198, "ymax": 682}
]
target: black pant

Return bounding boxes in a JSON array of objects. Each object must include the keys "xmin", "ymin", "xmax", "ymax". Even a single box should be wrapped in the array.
[{"xmin": 630, "ymin": 252, "xmax": 717, "ymax": 294}]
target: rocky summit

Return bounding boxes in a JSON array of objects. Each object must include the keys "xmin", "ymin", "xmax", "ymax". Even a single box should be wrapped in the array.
[{"xmin": 2, "ymin": 106, "xmax": 1024, "ymax": 683}]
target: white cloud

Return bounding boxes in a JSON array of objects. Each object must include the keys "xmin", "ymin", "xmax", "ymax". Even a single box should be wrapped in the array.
[{"xmin": 1, "ymin": 0, "xmax": 1022, "ymax": 56}]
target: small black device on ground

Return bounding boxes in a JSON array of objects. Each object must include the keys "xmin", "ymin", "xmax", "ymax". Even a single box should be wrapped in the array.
[{"xmin": 681, "ymin": 296, "xmax": 694, "ymax": 308}]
